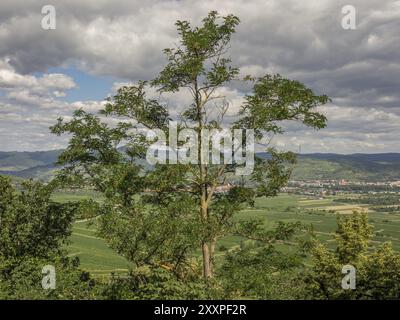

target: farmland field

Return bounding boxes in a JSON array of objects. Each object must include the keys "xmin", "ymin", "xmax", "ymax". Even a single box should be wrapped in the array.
[{"xmin": 60, "ymin": 192, "xmax": 400, "ymax": 276}]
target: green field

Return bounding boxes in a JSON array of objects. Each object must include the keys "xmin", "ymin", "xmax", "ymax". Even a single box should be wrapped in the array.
[
  {"xmin": 67, "ymin": 220, "xmax": 131, "ymax": 276},
  {"xmin": 52, "ymin": 190, "xmax": 104, "ymax": 203},
  {"xmin": 62, "ymin": 193, "xmax": 400, "ymax": 276}
]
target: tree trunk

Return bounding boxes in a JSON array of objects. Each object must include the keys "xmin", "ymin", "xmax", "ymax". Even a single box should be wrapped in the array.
[
  {"xmin": 202, "ymin": 241, "xmax": 212, "ymax": 278},
  {"xmin": 201, "ymin": 196, "xmax": 213, "ymax": 278},
  {"xmin": 209, "ymin": 237, "xmax": 217, "ymax": 275},
  {"xmin": 195, "ymin": 75, "xmax": 213, "ymax": 279}
]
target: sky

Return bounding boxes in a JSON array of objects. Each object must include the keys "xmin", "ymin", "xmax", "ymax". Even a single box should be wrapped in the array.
[{"xmin": 0, "ymin": 0, "xmax": 399, "ymax": 153}]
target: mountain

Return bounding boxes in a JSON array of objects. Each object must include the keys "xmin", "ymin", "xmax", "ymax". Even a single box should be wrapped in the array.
[
  {"xmin": 292, "ymin": 153, "xmax": 400, "ymax": 181},
  {"xmin": 1, "ymin": 150, "xmax": 400, "ymax": 182},
  {"xmin": 0, "ymin": 150, "xmax": 62, "ymax": 181}
]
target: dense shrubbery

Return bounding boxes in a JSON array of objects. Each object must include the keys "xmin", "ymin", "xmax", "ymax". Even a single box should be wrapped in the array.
[
  {"xmin": 303, "ymin": 212, "xmax": 400, "ymax": 299},
  {"xmin": 0, "ymin": 176, "xmax": 97, "ymax": 299},
  {"xmin": 218, "ymin": 246, "xmax": 305, "ymax": 299}
]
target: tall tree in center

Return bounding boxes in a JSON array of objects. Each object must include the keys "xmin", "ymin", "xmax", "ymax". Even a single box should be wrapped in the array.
[{"xmin": 52, "ymin": 11, "xmax": 329, "ymax": 279}]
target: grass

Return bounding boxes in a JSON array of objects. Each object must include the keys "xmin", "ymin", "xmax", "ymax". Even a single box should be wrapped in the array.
[
  {"xmin": 67, "ymin": 220, "xmax": 131, "ymax": 276},
  {"xmin": 60, "ymin": 192, "xmax": 400, "ymax": 276},
  {"xmin": 52, "ymin": 190, "xmax": 104, "ymax": 203}
]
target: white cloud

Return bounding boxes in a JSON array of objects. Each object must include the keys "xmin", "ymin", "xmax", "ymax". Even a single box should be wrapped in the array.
[{"xmin": 0, "ymin": 58, "xmax": 77, "ymax": 113}]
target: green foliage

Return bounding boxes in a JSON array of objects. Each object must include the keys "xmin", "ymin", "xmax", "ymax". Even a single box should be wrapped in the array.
[
  {"xmin": 217, "ymin": 216, "xmax": 309, "ymax": 299},
  {"xmin": 235, "ymin": 74, "xmax": 328, "ymax": 137},
  {"xmin": 0, "ymin": 176, "xmax": 74, "ymax": 259},
  {"xmin": 97, "ymin": 200, "xmax": 202, "ymax": 273},
  {"xmin": 235, "ymin": 219, "xmax": 304, "ymax": 243},
  {"xmin": 335, "ymin": 212, "xmax": 373, "ymax": 262},
  {"xmin": 304, "ymin": 211, "xmax": 400, "ymax": 299},
  {"xmin": 102, "ymin": 81, "xmax": 170, "ymax": 129},
  {"xmin": 69, "ymin": 198, "xmax": 101, "ymax": 220},
  {"xmin": 219, "ymin": 246, "xmax": 305, "ymax": 299},
  {"xmin": 100, "ymin": 267, "xmax": 213, "ymax": 300},
  {"xmin": 152, "ymin": 11, "xmax": 240, "ymax": 94},
  {"xmin": 0, "ymin": 256, "xmax": 96, "ymax": 300},
  {"xmin": 0, "ymin": 175, "xmax": 97, "ymax": 299},
  {"xmin": 252, "ymin": 149, "xmax": 297, "ymax": 197}
]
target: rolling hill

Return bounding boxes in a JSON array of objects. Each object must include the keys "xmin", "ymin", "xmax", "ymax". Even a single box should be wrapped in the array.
[
  {"xmin": 293, "ymin": 153, "xmax": 400, "ymax": 181},
  {"xmin": 2, "ymin": 149, "xmax": 400, "ymax": 182},
  {"xmin": 0, "ymin": 150, "xmax": 62, "ymax": 180}
]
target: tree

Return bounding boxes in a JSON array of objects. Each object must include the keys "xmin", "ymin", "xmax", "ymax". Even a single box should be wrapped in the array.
[
  {"xmin": 218, "ymin": 221, "xmax": 309, "ymax": 299},
  {"xmin": 0, "ymin": 176, "xmax": 96, "ymax": 299},
  {"xmin": 51, "ymin": 11, "xmax": 329, "ymax": 279},
  {"xmin": 0, "ymin": 176, "xmax": 73, "ymax": 260},
  {"xmin": 304, "ymin": 211, "xmax": 400, "ymax": 299}
]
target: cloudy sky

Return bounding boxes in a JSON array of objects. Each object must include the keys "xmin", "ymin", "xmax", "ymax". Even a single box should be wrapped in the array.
[{"xmin": 0, "ymin": 0, "xmax": 399, "ymax": 153}]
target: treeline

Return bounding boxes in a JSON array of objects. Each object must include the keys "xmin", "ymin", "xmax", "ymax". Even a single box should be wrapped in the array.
[
  {"xmin": 334, "ymin": 195, "xmax": 400, "ymax": 206},
  {"xmin": 373, "ymin": 206, "xmax": 400, "ymax": 213}
]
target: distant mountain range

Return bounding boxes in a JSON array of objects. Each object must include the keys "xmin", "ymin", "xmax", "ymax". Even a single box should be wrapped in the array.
[
  {"xmin": 0, "ymin": 150, "xmax": 62, "ymax": 181},
  {"xmin": 2, "ymin": 150, "xmax": 400, "ymax": 182}
]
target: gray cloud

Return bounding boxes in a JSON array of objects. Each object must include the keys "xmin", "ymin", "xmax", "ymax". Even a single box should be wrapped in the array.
[{"xmin": 0, "ymin": 0, "xmax": 400, "ymax": 152}]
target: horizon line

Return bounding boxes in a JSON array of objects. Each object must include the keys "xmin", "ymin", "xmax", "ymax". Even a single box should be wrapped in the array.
[{"xmin": 2, "ymin": 149, "xmax": 400, "ymax": 156}]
